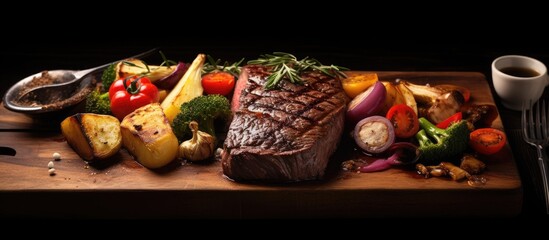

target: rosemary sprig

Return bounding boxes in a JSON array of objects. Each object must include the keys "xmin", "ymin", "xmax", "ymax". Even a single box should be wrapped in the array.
[
  {"xmin": 202, "ymin": 55, "xmax": 245, "ymax": 77},
  {"xmin": 122, "ymin": 60, "xmax": 151, "ymax": 74},
  {"xmin": 158, "ymin": 51, "xmax": 177, "ymax": 68},
  {"xmin": 248, "ymin": 52, "xmax": 348, "ymax": 90}
]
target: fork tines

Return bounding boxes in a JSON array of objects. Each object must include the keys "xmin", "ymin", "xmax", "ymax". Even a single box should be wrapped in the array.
[{"xmin": 522, "ymin": 99, "xmax": 549, "ymax": 214}]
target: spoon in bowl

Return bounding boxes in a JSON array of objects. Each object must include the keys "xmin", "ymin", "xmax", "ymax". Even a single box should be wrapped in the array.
[{"xmin": 13, "ymin": 48, "xmax": 158, "ymax": 105}]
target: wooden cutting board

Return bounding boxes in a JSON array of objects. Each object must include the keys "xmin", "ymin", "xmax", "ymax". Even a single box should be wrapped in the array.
[{"xmin": 0, "ymin": 71, "xmax": 522, "ymax": 218}]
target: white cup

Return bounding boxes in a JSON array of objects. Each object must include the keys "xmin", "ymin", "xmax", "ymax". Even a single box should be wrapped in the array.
[{"xmin": 492, "ymin": 55, "xmax": 549, "ymax": 110}]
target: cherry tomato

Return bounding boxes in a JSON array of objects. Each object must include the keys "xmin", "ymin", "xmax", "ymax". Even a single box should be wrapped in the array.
[
  {"xmin": 386, "ymin": 104, "xmax": 420, "ymax": 138},
  {"xmin": 469, "ymin": 128, "xmax": 506, "ymax": 155},
  {"xmin": 436, "ymin": 84, "xmax": 471, "ymax": 102},
  {"xmin": 109, "ymin": 76, "xmax": 159, "ymax": 120},
  {"xmin": 201, "ymin": 72, "xmax": 235, "ymax": 96},
  {"xmin": 436, "ymin": 112, "xmax": 463, "ymax": 129},
  {"xmin": 341, "ymin": 73, "xmax": 378, "ymax": 98}
]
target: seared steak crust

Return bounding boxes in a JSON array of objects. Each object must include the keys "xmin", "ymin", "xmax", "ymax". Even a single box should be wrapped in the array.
[{"xmin": 222, "ymin": 65, "xmax": 348, "ymax": 182}]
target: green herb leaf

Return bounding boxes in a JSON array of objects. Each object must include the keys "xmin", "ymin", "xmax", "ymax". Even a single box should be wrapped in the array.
[
  {"xmin": 248, "ymin": 52, "xmax": 348, "ymax": 90},
  {"xmin": 202, "ymin": 55, "xmax": 244, "ymax": 77}
]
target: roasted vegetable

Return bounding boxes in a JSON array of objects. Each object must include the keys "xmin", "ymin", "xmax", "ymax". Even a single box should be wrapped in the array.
[
  {"xmin": 120, "ymin": 103, "xmax": 178, "ymax": 169},
  {"xmin": 416, "ymin": 163, "xmax": 449, "ymax": 178},
  {"xmin": 440, "ymin": 162, "xmax": 470, "ymax": 181},
  {"xmin": 401, "ymin": 81, "xmax": 465, "ymax": 124},
  {"xmin": 341, "ymin": 73, "xmax": 378, "ymax": 98},
  {"xmin": 415, "ymin": 117, "xmax": 470, "ymax": 165},
  {"xmin": 469, "ymin": 128, "xmax": 506, "ymax": 155},
  {"xmin": 115, "ymin": 57, "xmax": 189, "ymax": 90},
  {"xmin": 353, "ymin": 116, "xmax": 394, "ymax": 154},
  {"xmin": 109, "ymin": 76, "xmax": 159, "ymax": 121},
  {"xmin": 61, "ymin": 113, "xmax": 121, "ymax": 161},
  {"xmin": 385, "ymin": 104, "xmax": 419, "ymax": 138},
  {"xmin": 162, "ymin": 54, "xmax": 206, "ymax": 123},
  {"xmin": 101, "ymin": 63, "xmax": 117, "ymax": 90},
  {"xmin": 85, "ymin": 89, "xmax": 111, "ymax": 115},
  {"xmin": 380, "ymin": 80, "xmax": 417, "ymax": 115},
  {"xmin": 201, "ymin": 72, "xmax": 235, "ymax": 96},
  {"xmin": 358, "ymin": 142, "xmax": 420, "ymax": 173},
  {"xmin": 460, "ymin": 154, "xmax": 486, "ymax": 174},
  {"xmin": 178, "ymin": 121, "xmax": 215, "ymax": 162},
  {"xmin": 346, "ymin": 81, "xmax": 386, "ymax": 126},
  {"xmin": 172, "ymin": 94, "xmax": 231, "ymax": 142}
]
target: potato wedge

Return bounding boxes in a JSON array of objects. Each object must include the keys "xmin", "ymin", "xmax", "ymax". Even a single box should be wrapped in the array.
[
  {"xmin": 120, "ymin": 103, "xmax": 178, "ymax": 169},
  {"xmin": 60, "ymin": 113, "xmax": 122, "ymax": 161}
]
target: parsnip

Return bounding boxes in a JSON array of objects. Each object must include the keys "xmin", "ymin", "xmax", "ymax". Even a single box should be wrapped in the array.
[
  {"xmin": 161, "ymin": 54, "xmax": 206, "ymax": 123},
  {"xmin": 394, "ymin": 81, "xmax": 418, "ymax": 115}
]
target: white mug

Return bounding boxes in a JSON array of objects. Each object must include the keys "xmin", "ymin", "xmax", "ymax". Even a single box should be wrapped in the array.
[{"xmin": 492, "ymin": 55, "xmax": 549, "ymax": 110}]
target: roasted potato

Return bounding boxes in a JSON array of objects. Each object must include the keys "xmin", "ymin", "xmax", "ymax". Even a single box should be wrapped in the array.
[
  {"xmin": 60, "ymin": 113, "xmax": 122, "ymax": 161},
  {"xmin": 120, "ymin": 103, "xmax": 178, "ymax": 169}
]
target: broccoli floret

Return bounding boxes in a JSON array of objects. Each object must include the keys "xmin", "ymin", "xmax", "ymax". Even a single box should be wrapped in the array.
[
  {"xmin": 101, "ymin": 63, "xmax": 117, "ymax": 90},
  {"xmin": 85, "ymin": 89, "xmax": 111, "ymax": 115},
  {"xmin": 172, "ymin": 94, "xmax": 231, "ymax": 141},
  {"xmin": 415, "ymin": 117, "xmax": 470, "ymax": 165}
]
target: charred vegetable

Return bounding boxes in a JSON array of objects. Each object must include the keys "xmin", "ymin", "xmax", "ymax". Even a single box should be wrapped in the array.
[
  {"xmin": 178, "ymin": 121, "xmax": 215, "ymax": 162},
  {"xmin": 353, "ymin": 116, "xmax": 394, "ymax": 154},
  {"xmin": 358, "ymin": 142, "xmax": 421, "ymax": 173},
  {"xmin": 162, "ymin": 54, "xmax": 206, "ymax": 123},
  {"xmin": 460, "ymin": 154, "xmax": 486, "ymax": 174},
  {"xmin": 469, "ymin": 128, "xmax": 506, "ymax": 155},
  {"xmin": 415, "ymin": 117, "xmax": 470, "ymax": 164},
  {"xmin": 416, "ymin": 163, "xmax": 448, "ymax": 178},
  {"xmin": 440, "ymin": 162, "xmax": 470, "ymax": 181},
  {"xmin": 347, "ymin": 81, "xmax": 386, "ymax": 126},
  {"xmin": 61, "ymin": 113, "xmax": 121, "ymax": 161},
  {"xmin": 341, "ymin": 73, "xmax": 378, "ymax": 98},
  {"xmin": 401, "ymin": 81, "xmax": 465, "ymax": 124}
]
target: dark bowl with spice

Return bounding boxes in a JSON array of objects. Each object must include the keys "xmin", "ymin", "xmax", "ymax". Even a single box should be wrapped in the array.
[{"xmin": 3, "ymin": 70, "xmax": 97, "ymax": 118}]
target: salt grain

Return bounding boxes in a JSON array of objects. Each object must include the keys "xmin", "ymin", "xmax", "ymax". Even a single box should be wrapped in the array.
[
  {"xmin": 47, "ymin": 161, "xmax": 54, "ymax": 169},
  {"xmin": 49, "ymin": 168, "xmax": 56, "ymax": 176},
  {"xmin": 53, "ymin": 152, "xmax": 61, "ymax": 161}
]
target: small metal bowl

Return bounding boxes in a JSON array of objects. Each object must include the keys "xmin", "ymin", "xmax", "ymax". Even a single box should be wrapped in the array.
[{"xmin": 2, "ymin": 70, "xmax": 98, "ymax": 116}]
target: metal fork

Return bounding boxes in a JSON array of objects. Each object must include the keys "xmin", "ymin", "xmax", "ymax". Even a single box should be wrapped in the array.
[{"xmin": 522, "ymin": 99, "xmax": 549, "ymax": 214}]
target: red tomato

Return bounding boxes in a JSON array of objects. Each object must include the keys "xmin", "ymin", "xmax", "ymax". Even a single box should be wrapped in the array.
[
  {"xmin": 385, "ymin": 104, "xmax": 420, "ymax": 138},
  {"xmin": 201, "ymin": 72, "xmax": 235, "ymax": 96},
  {"xmin": 109, "ymin": 76, "xmax": 159, "ymax": 120},
  {"xmin": 436, "ymin": 112, "xmax": 463, "ymax": 129},
  {"xmin": 469, "ymin": 128, "xmax": 506, "ymax": 155},
  {"xmin": 436, "ymin": 84, "xmax": 471, "ymax": 102}
]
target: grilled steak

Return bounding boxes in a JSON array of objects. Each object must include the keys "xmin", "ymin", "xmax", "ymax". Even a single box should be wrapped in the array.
[{"xmin": 221, "ymin": 65, "xmax": 349, "ymax": 182}]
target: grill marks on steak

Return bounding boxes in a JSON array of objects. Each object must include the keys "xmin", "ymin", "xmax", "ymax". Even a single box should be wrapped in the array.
[{"xmin": 222, "ymin": 65, "xmax": 348, "ymax": 182}]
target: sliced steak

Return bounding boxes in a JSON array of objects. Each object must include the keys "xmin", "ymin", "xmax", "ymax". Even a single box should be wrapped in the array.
[{"xmin": 221, "ymin": 65, "xmax": 349, "ymax": 182}]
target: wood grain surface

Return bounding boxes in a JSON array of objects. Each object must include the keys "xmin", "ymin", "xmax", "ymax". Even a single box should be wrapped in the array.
[{"xmin": 0, "ymin": 71, "xmax": 522, "ymax": 218}]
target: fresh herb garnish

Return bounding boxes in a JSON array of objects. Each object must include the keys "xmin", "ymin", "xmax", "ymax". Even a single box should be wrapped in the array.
[
  {"xmin": 248, "ymin": 52, "xmax": 348, "ymax": 89},
  {"xmin": 202, "ymin": 55, "xmax": 245, "ymax": 77},
  {"xmin": 159, "ymin": 51, "xmax": 177, "ymax": 68},
  {"xmin": 122, "ymin": 60, "xmax": 151, "ymax": 74}
]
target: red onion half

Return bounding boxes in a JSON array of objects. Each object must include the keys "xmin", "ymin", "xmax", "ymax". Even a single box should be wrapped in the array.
[
  {"xmin": 358, "ymin": 142, "xmax": 421, "ymax": 173},
  {"xmin": 353, "ymin": 116, "xmax": 395, "ymax": 154},
  {"xmin": 154, "ymin": 62, "xmax": 189, "ymax": 90},
  {"xmin": 346, "ymin": 81, "xmax": 386, "ymax": 126}
]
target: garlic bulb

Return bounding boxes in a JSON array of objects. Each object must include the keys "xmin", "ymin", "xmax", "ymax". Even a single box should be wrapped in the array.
[{"xmin": 178, "ymin": 121, "xmax": 215, "ymax": 161}]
